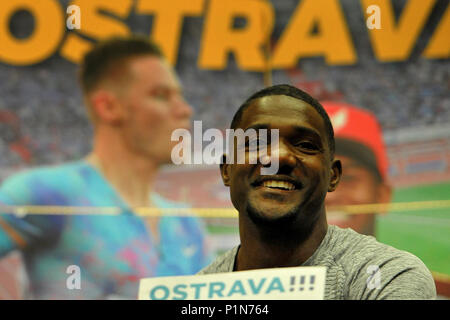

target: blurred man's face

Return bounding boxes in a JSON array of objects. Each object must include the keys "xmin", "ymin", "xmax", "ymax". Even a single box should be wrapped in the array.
[
  {"xmin": 221, "ymin": 95, "xmax": 341, "ymax": 231},
  {"xmin": 325, "ymin": 155, "xmax": 391, "ymax": 235},
  {"xmin": 117, "ymin": 56, "xmax": 192, "ymax": 164}
]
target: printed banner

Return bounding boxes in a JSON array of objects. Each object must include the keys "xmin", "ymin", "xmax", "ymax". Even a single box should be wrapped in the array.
[{"xmin": 138, "ymin": 266, "xmax": 326, "ymax": 300}]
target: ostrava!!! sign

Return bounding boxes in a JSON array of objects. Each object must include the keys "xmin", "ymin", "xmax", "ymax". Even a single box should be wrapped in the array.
[{"xmin": 138, "ymin": 266, "xmax": 326, "ymax": 300}]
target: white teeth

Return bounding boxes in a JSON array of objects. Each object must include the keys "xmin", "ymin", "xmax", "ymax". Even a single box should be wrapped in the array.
[{"xmin": 262, "ymin": 180, "xmax": 295, "ymax": 190}]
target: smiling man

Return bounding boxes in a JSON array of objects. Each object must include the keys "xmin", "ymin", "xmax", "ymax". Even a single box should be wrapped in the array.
[{"xmin": 199, "ymin": 84, "xmax": 436, "ymax": 300}]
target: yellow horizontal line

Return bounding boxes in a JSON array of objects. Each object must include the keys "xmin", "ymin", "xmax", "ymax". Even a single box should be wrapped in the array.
[
  {"xmin": 331, "ymin": 200, "xmax": 450, "ymax": 215},
  {"xmin": 1, "ymin": 204, "xmax": 448, "ymax": 281},
  {"xmin": 0, "ymin": 200, "xmax": 449, "ymax": 217}
]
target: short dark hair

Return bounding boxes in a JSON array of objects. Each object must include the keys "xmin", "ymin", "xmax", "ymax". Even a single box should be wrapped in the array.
[
  {"xmin": 79, "ymin": 35, "xmax": 163, "ymax": 94},
  {"xmin": 230, "ymin": 84, "xmax": 335, "ymax": 156}
]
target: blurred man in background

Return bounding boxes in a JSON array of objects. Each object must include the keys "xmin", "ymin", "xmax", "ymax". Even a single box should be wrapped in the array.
[
  {"xmin": 323, "ymin": 102, "xmax": 391, "ymax": 236},
  {"xmin": 0, "ymin": 36, "xmax": 210, "ymax": 299}
]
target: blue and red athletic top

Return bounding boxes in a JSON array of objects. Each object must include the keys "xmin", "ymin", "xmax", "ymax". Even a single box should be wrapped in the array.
[{"xmin": 0, "ymin": 161, "xmax": 211, "ymax": 299}]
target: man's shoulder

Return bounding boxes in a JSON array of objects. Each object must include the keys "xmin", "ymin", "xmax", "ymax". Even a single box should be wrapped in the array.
[
  {"xmin": 326, "ymin": 226, "xmax": 436, "ymax": 299},
  {"xmin": 2, "ymin": 161, "xmax": 86, "ymax": 184},
  {"xmin": 328, "ymin": 225, "xmax": 424, "ymax": 266},
  {"xmin": 197, "ymin": 246, "xmax": 239, "ymax": 275},
  {"xmin": 0, "ymin": 161, "xmax": 88, "ymax": 204}
]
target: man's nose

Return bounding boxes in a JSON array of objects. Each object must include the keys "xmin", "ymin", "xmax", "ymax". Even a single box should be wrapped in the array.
[
  {"xmin": 174, "ymin": 96, "xmax": 193, "ymax": 119},
  {"xmin": 273, "ymin": 140, "xmax": 297, "ymax": 170},
  {"xmin": 259, "ymin": 138, "xmax": 296, "ymax": 176}
]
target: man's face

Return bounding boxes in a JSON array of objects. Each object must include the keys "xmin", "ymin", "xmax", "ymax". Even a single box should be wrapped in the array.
[
  {"xmin": 325, "ymin": 155, "xmax": 390, "ymax": 235},
  {"xmin": 116, "ymin": 56, "xmax": 192, "ymax": 164},
  {"xmin": 221, "ymin": 95, "xmax": 341, "ymax": 229}
]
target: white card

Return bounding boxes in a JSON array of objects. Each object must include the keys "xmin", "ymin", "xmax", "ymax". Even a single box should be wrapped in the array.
[{"xmin": 139, "ymin": 266, "xmax": 326, "ymax": 300}]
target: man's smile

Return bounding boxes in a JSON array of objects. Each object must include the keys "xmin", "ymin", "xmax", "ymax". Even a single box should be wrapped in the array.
[{"xmin": 251, "ymin": 175, "xmax": 303, "ymax": 193}]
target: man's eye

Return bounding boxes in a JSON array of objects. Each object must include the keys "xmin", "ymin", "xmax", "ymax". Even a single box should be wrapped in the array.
[
  {"xmin": 295, "ymin": 141, "xmax": 319, "ymax": 151},
  {"xmin": 152, "ymin": 91, "xmax": 170, "ymax": 100}
]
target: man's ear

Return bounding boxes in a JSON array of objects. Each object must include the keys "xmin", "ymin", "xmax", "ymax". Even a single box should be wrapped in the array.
[
  {"xmin": 90, "ymin": 89, "xmax": 125, "ymax": 125},
  {"xmin": 220, "ymin": 154, "xmax": 231, "ymax": 187},
  {"xmin": 328, "ymin": 159, "xmax": 342, "ymax": 192}
]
